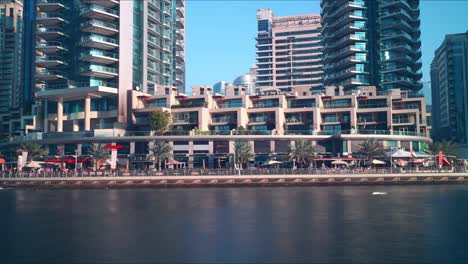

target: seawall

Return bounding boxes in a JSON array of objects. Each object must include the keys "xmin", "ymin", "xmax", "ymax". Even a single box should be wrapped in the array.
[{"xmin": 1, "ymin": 173, "xmax": 467, "ymax": 189}]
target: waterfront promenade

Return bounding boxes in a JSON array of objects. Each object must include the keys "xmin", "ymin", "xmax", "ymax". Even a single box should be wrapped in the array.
[{"xmin": 1, "ymin": 170, "xmax": 467, "ymax": 188}]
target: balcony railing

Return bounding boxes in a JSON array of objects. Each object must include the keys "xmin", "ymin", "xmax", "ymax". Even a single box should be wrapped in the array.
[
  {"xmin": 81, "ymin": 4, "xmax": 118, "ymax": 16},
  {"xmin": 211, "ymin": 117, "xmax": 235, "ymax": 123}
]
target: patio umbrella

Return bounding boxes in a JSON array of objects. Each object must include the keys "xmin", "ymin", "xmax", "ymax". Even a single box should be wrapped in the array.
[
  {"xmin": 371, "ymin": 159, "xmax": 386, "ymax": 165},
  {"xmin": 266, "ymin": 160, "xmax": 282, "ymax": 165},
  {"xmin": 331, "ymin": 160, "xmax": 349, "ymax": 166},
  {"xmin": 103, "ymin": 144, "xmax": 124, "ymax": 150},
  {"xmin": 45, "ymin": 157, "xmax": 62, "ymax": 163},
  {"xmin": 25, "ymin": 161, "xmax": 42, "ymax": 169},
  {"xmin": 391, "ymin": 149, "xmax": 412, "ymax": 158}
]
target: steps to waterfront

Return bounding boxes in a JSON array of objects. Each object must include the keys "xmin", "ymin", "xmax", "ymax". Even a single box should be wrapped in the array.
[{"xmin": 0, "ymin": 173, "xmax": 467, "ymax": 189}]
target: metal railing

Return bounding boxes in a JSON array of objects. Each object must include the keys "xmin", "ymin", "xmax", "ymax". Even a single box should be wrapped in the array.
[{"xmin": 2, "ymin": 166, "xmax": 465, "ymax": 179}]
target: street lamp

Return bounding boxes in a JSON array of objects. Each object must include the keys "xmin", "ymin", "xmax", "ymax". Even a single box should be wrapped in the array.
[{"xmin": 74, "ymin": 149, "xmax": 78, "ymax": 176}]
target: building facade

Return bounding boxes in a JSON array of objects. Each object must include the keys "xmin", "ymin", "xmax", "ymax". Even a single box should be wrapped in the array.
[
  {"xmin": 255, "ymin": 9, "xmax": 323, "ymax": 94},
  {"xmin": 28, "ymin": 0, "xmax": 185, "ymax": 136},
  {"xmin": 321, "ymin": 0, "xmax": 423, "ymax": 92},
  {"xmin": 0, "ymin": 0, "xmax": 24, "ymax": 137},
  {"xmin": 212, "ymin": 80, "xmax": 227, "ymax": 95},
  {"xmin": 15, "ymin": 84, "xmax": 431, "ymax": 166},
  {"xmin": 431, "ymin": 31, "xmax": 468, "ymax": 145}
]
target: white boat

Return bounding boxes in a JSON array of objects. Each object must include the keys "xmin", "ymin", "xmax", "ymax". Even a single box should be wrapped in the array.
[{"xmin": 372, "ymin": 192, "xmax": 387, "ymax": 195}]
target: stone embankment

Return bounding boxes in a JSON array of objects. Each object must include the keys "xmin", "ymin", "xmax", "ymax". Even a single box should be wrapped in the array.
[{"xmin": 1, "ymin": 173, "xmax": 467, "ymax": 189}]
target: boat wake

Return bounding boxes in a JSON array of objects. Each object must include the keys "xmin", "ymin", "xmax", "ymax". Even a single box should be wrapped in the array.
[{"xmin": 372, "ymin": 192, "xmax": 387, "ymax": 195}]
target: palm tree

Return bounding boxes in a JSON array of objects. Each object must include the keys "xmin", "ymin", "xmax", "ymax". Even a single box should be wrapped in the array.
[
  {"xmin": 357, "ymin": 139, "xmax": 386, "ymax": 162},
  {"xmin": 289, "ymin": 140, "xmax": 316, "ymax": 168},
  {"xmin": 20, "ymin": 142, "xmax": 49, "ymax": 162},
  {"xmin": 426, "ymin": 140, "xmax": 459, "ymax": 157},
  {"xmin": 149, "ymin": 140, "xmax": 172, "ymax": 171},
  {"xmin": 88, "ymin": 144, "xmax": 110, "ymax": 171},
  {"xmin": 234, "ymin": 140, "xmax": 253, "ymax": 170}
]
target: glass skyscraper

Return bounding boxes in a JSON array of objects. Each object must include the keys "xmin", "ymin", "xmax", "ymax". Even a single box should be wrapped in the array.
[
  {"xmin": 0, "ymin": 0, "xmax": 24, "ymax": 137},
  {"xmin": 321, "ymin": 0, "xmax": 422, "ymax": 92},
  {"xmin": 31, "ymin": 0, "xmax": 185, "ymax": 134},
  {"xmin": 431, "ymin": 31, "xmax": 468, "ymax": 145}
]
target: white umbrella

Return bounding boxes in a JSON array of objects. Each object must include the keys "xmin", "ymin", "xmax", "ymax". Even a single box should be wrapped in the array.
[
  {"xmin": 25, "ymin": 161, "xmax": 42, "ymax": 168},
  {"xmin": 371, "ymin": 159, "xmax": 386, "ymax": 165},
  {"xmin": 391, "ymin": 149, "xmax": 412, "ymax": 158},
  {"xmin": 266, "ymin": 160, "xmax": 282, "ymax": 165},
  {"xmin": 331, "ymin": 160, "xmax": 349, "ymax": 166}
]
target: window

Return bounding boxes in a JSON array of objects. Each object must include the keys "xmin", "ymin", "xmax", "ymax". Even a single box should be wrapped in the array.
[
  {"xmin": 258, "ymin": 20, "xmax": 269, "ymax": 32},
  {"xmin": 356, "ymin": 53, "xmax": 366, "ymax": 61},
  {"xmin": 355, "ymin": 32, "xmax": 366, "ymax": 40},
  {"xmin": 355, "ymin": 42, "xmax": 366, "ymax": 51},
  {"xmin": 356, "ymin": 64, "xmax": 365, "ymax": 73}
]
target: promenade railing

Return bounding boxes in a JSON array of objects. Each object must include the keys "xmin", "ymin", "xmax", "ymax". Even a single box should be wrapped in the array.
[{"xmin": 1, "ymin": 166, "xmax": 466, "ymax": 179}]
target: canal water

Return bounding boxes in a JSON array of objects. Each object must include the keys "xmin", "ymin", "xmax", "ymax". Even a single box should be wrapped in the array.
[{"xmin": 1, "ymin": 185, "xmax": 468, "ymax": 263}]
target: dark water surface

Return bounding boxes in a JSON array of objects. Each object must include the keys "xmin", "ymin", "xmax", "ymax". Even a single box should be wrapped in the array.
[{"xmin": 1, "ymin": 185, "xmax": 468, "ymax": 263}]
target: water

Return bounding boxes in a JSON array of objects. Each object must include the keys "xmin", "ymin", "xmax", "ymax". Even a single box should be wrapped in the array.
[{"xmin": 1, "ymin": 185, "xmax": 468, "ymax": 263}]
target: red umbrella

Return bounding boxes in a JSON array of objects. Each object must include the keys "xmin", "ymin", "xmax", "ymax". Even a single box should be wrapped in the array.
[
  {"xmin": 0, "ymin": 158, "xmax": 6, "ymax": 164},
  {"xmin": 104, "ymin": 144, "xmax": 123, "ymax": 150},
  {"xmin": 45, "ymin": 157, "xmax": 62, "ymax": 163}
]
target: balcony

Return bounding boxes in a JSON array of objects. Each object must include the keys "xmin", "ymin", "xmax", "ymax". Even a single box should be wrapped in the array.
[
  {"xmin": 80, "ymin": 34, "xmax": 118, "ymax": 50},
  {"xmin": 35, "ymin": 69, "xmax": 67, "ymax": 81},
  {"xmin": 37, "ymin": 0, "xmax": 66, "ymax": 13},
  {"xmin": 176, "ymin": 40, "xmax": 184, "ymax": 51},
  {"xmin": 147, "ymin": 35, "xmax": 160, "ymax": 48},
  {"xmin": 249, "ymin": 116, "xmax": 271, "ymax": 123},
  {"xmin": 36, "ymin": 55, "xmax": 67, "ymax": 68},
  {"xmin": 176, "ymin": 17, "xmax": 185, "ymax": 28},
  {"xmin": 81, "ymin": 0, "xmax": 119, "ymax": 8},
  {"xmin": 36, "ymin": 12, "xmax": 67, "ymax": 26},
  {"xmin": 81, "ymin": 19, "xmax": 118, "ymax": 36},
  {"xmin": 176, "ymin": 51, "xmax": 185, "ymax": 63},
  {"xmin": 148, "ymin": 23, "xmax": 161, "ymax": 36},
  {"xmin": 79, "ymin": 49, "xmax": 118, "ymax": 64},
  {"xmin": 36, "ymin": 41, "xmax": 68, "ymax": 54},
  {"xmin": 81, "ymin": 4, "xmax": 119, "ymax": 21},
  {"xmin": 36, "ymin": 27, "xmax": 68, "ymax": 41},
  {"xmin": 172, "ymin": 118, "xmax": 196, "ymax": 125},
  {"xmin": 175, "ymin": 64, "xmax": 184, "ymax": 73},
  {"xmin": 148, "ymin": 0, "xmax": 161, "ymax": 9},
  {"xmin": 175, "ymin": 29, "xmax": 184, "ymax": 39},
  {"xmin": 148, "ymin": 9, "xmax": 160, "ymax": 24},
  {"xmin": 392, "ymin": 117, "xmax": 413, "ymax": 124},
  {"xmin": 250, "ymin": 103, "xmax": 279, "ymax": 109},
  {"xmin": 211, "ymin": 117, "xmax": 236, "ymax": 124},
  {"xmin": 285, "ymin": 117, "xmax": 304, "ymax": 124},
  {"xmin": 80, "ymin": 64, "xmax": 118, "ymax": 79},
  {"xmin": 176, "ymin": 6, "xmax": 185, "ymax": 17}
]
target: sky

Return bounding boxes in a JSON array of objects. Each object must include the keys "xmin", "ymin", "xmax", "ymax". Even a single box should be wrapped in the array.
[{"xmin": 184, "ymin": 0, "xmax": 468, "ymax": 91}]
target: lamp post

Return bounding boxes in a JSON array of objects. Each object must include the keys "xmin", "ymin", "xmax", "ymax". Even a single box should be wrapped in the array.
[{"xmin": 74, "ymin": 149, "xmax": 78, "ymax": 176}]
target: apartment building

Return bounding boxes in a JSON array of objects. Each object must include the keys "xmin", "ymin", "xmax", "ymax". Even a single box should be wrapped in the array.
[
  {"xmin": 30, "ymin": 0, "xmax": 185, "ymax": 136},
  {"xmin": 255, "ymin": 9, "xmax": 323, "ymax": 94},
  {"xmin": 431, "ymin": 31, "xmax": 468, "ymax": 146},
  {"xmin": 321, "ymin": 0, "xmax": 423, "ymax": 92},
  {"xmin": 0, "ymin": 0, "xmax": 24, "ymax": 137}
]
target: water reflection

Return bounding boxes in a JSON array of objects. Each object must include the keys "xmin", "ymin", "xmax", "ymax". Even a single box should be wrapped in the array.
[{"xmin": 0, "ymin": 186, "xmax": 468, "ymax": 263}]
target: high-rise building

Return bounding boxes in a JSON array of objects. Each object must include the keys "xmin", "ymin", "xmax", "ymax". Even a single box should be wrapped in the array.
[
  {"xmin": 31, "ymin": 0, "xmax": 185, "ymax": 134},
  {"xmin": 213, "ymin": 81, "xmax": 227, "ymax": 95},
  {"xmin": 255, "ymin": 9, "xmax": 323, "ymax": 93},
  {"xmin": 430, "ymin": 31, "xmax": 468, "ymax": 145},
  {"xmin": 0, "ymin": 0, "xmax": 24, "ymax": 137},
  {"xmin": 321, "ymin": 0, "xmax": 423, "ymax": 92}
]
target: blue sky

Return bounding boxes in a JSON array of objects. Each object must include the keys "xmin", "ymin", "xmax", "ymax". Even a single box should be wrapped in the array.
[{"xmin": 185, "ymin": 0, "xmax": 468, "ymax": 90}]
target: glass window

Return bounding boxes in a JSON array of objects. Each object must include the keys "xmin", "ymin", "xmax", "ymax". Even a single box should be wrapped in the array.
[
  {"xmin": 356, "ymin": 53, "xmax": 366, "ymax": 61},
  {"xmin": 355, "ymin": 32, "xmax": 366, "ymax": 40},
  {"xmin": 355, "ymin": 42, "xmax": 366, "ymax": 51},
  {"xmin": 356, "ymin": 64, "xmax": 365, "ymax": 72}
]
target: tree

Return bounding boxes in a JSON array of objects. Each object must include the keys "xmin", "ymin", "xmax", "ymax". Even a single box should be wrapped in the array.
[
  {"xmin": 426, "ymin": 140, "xmax": 459, "ymax": 157},
  {"xmin": 149, "ymin": 140, "xmax": 172, "ymax": 171},
  {"xmin": 20, "ymin": 142, "xmax": 49, "ymax": 162},
  {"xmin": 289, "ymin": 140, "xmax": 316, "ymax": 168},
  {"xmin": 357, "ymin": 139, "xmax": 386, "ymax": 161},
  {"xmin": 234, "ymin": 140, "xmax": 253, "ymax": 170},
  {"xmin": 88, "ymin": 144, "xmax": 110, "ymax": 171},
  {"xmin": 149, "ymin": 110, "xmax": 172, "ymax": 135}
]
